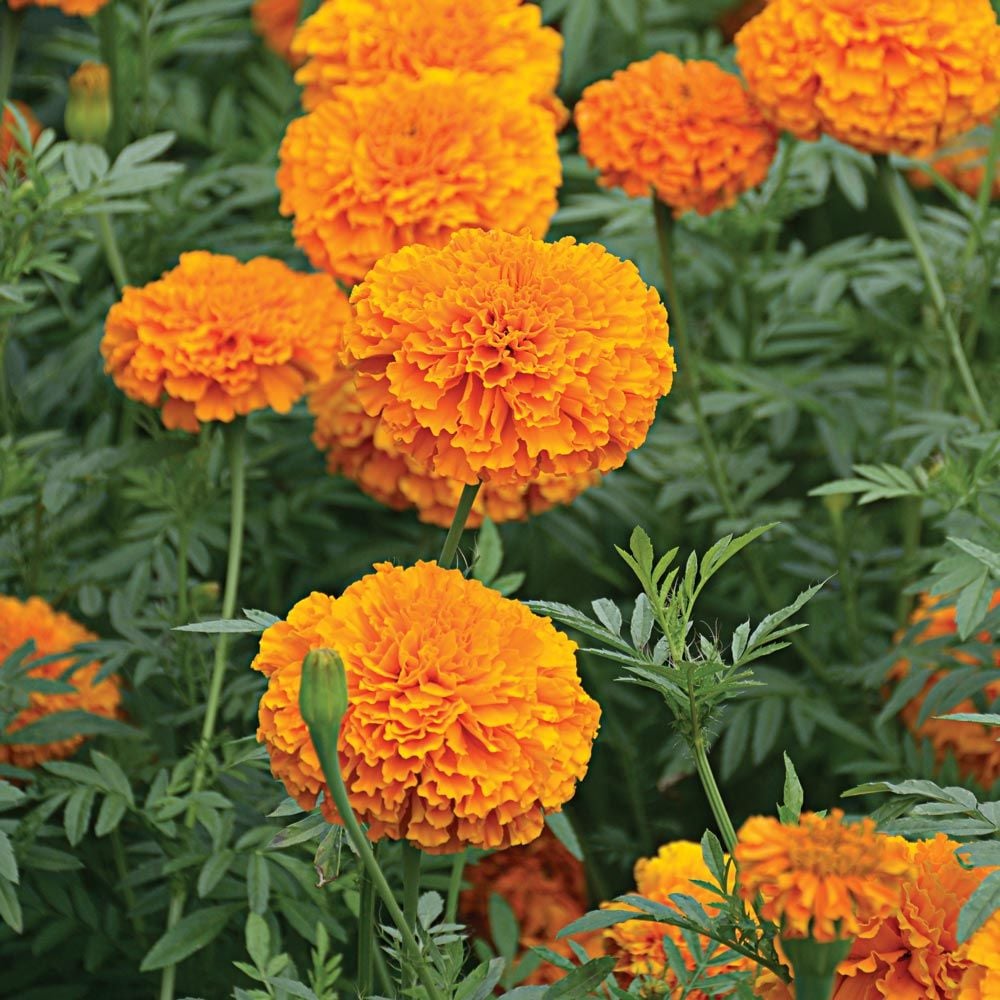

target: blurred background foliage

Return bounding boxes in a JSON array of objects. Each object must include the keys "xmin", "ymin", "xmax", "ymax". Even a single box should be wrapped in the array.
[{"xmin": 1, "ymin": 0, "xmax": 999, "ymax": 996}]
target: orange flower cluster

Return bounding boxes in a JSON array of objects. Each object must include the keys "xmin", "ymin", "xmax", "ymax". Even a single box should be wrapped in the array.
[
  {"xmin": 290, "ymin": 0, "xmax": 562, "ymax": 112},
  {"xmin": 0, "ymin": 596, "xmax": 120, "ymax": 769},
  {"xmin": 889, "ymin": 590, "xmax": 1000, "ymax": 788},
  {"xmin": 575, "ymin": 53, "xmax": 778, "ymax": 217},
  {"xmin": 910, "ymin": 137, "xmax": 1000, "ymax": 201},
  {"xmin": 603, "ymin": 840, "xmax": 752, "ymax": 995},
  {"xmin": 252, "ymin": 561, "xmax": 600, "ymax": 854},
  {"xmin": 277, "ymin": 72, "xmax": 560, "ymax": 283},
  {"xmin": 344, "ymin": 228, "xmax": 675, "ymax": 486},
  {"xmin": 1, "ymin": 102, "xmax": 42, "ymax": 170},
  {"xmin": 309, "ymin": 366, "xmax": 598, "ymax": 528},
  {"xmin": 735, "ymin": 0, "xmax": 1000, "ymax": 157},
  {"xmin": 251, "ymin": 0, "xmax": 302, "ymax": 65},
  {"xmin": 960, "ymin": 912, "xmax": 1000, "ymax": 999},
  {"xmin": 461, "ymin": 828, "xmax": 599, "ymax": 985},
  {"xmin": 835, "ymin": 834, "xmax": 994, "ymax": 997},
  {"xmin": 735, "ymin": 811, "xmax": 912, "ymax": 942},
  {"xmin": 101, "ymin": 252, "xmax": 351, "ymax": 432},
  {"xmin": 7, "ymin": 0, "xmax": 109, "ymax": 15}
]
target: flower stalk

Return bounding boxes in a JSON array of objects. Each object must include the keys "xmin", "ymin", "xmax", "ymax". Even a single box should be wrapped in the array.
[{"xmin": 438, "ymin": 480, "xmax": 481, "ymax": 568}]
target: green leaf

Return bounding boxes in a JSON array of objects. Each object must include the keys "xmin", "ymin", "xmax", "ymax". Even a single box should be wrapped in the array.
[
  {"xmin": 0, "ymin": 832, "xmax": 17, "ymax": 884},
  {"xmin": 91, "ymin": 750, "xmax": 133, "ymax": 804},
  {"xmin": 559, "ymin": 0, "xmax": 600, "ymax": 91},
  {"xmin": 473, "ymin": 519, "xmax": 503, "ymax": 584},
  {"xmin": 543, "ymin": 955, "xmax": 617, "ymax": 997},
  {"xmin": 0, "ymin": 876, "xmax": 22, "ymax": 933},
  {"xmin": 959, "ymin": 870, "xmax": 1000, "ymax": 942},
  {"xmin": 557, "ymin": 908, "xmax": 637, "ymax": 938},
  {"xmin": 591, "ymin": 598, "xmax": 622, "ymax": 636},
  {"xmin": 64, "ymin": 786, "xmax": 96, "ymax": 846},
  {"xmin": 779, "ymin": 752, "xmax": 804, "ymax": 824},
  {"xmin": 244, "ymin": 911, "xmax": 270, "ymax": 969},
  {"xmin": 174, "ymin": 618, "xmax": 265, "ymax": 634},
  {"xmin": 246, "ymin": 854, "xmax": 270, "ymax": 915},
  {"xmin": 630, "ymin": 594, "xmax": 654, "ymax": 649},
  {"xmin": 488, "ymin": 892, "xmax": 520, "ymax": 962},
  {"xmin": 139, "ymin": 905, "xmax": 235, "ymax": 971},
  {"xmin": 545, "ymin": 812, "xmax": 583, "ymax": 861},
  {"xmin": 7, "ymin": 711, "xmax": 136, "ymax": 744},
  {"xmin": 197, "ymin": 849, "xmax": 233, "ymax": 898},
  {"xmin": 94, "ymin": 794, "xmax": 128, "ymax": 836}
]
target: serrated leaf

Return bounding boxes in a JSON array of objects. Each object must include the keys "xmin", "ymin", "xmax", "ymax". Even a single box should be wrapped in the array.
[
  {"xmin": 174, "ymin": 618, "xmax": 265, "ymax": 634},
  {"xmin": 545, "ymin": 812, "xmax": 583, "ymax": 861},
  {"xmin": 959, "ymin": 870, "xmax": 1000, "ymax": 942},
  {"xmin": 543, "ymin": 955, "xmax": 617, "ymax": 998},
  {"xmin": 489, "ymin": 893, "xmax": 520, "ymax": 961},
  {"xmin": 64, "ymin": 786, "xmax": 96, "ymax": 847},
  {"xmin": 140, "ymin": 905, "xmax": 235, "ymax": 971},
  {"xmin": 0, "ymin": 876, "xmax": 22, "ymax": 933},
  {"xmin": 557, "ymin": 908, "xmax": 637, "ymax": 938},
  {"xmin": 591, "ymin": 598, "xmax": 622, "ymax": 636},
  {"xmin": 630, "ymin": 594, "xmax": 654, "ymax": 649},
  {"xmin": 197, "ymin": 849, "xmax": 233, "ymax": 898},
  {"xmin": 473, "ymin": 519, "xmax": 503, "ymax": 583},
  {"xmin": 0, "ymin": 832, "xmax": 17, "ymax": 884},
  {"xmin": 781, "ymin": 752, "xmax": 804, "ymax": 822},
  {"xmin": 245, "ymin": 911, "xmax": 270, "ymax": 968}
]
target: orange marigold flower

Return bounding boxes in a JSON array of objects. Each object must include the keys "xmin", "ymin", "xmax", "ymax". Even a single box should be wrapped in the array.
[
  {"xmin": 7, "ymin": 0, "xmax": 109, "ymax": 14},
  {"xmin": 888, "ymin": 590, "xmax": 1000, "ymax": 788},
  {"xmin": 291, "ymin": 0, "xmax": 561, "ymax": 112},
  {"xmin": 251, "ymin": 0, "xmax": 302, "ymax": 65},
  {"xmin": 959, "ymin": 911, "xmax": 1000, "ymax": 1000},
  {"xmin": 276, "ymin": 71, "xmax": 561, "ymax": 283},
  {"xmin": 603, "ymin": 840, "xmax": 753, "ymax": 995},
  {"xmin": 309, "ymin": 365, "xmax": 599, "ymax": 528},
  {"xmin": 735, "ymin": 0, "xmax": 1000, "ymax": 157},
  {"xmin": 735, "ymin": 811, "xmax": 912, "ymax": 943},
  {"xmin": 909, "ymin": 134, "xmax": 1000, "ymax": 201},
  {"xmin": 101, "ymin": 252, "xmax": 351, "ymax": 432},
  {"xmin": 461, "ymin": 828, "xmax": 601, "ymax": 985},
  {"xmin": 833, "ymin": 833, "xmax": 995, "ymax": 998},
  {"xmin": 0, "ymin": 596, "xmax": 121, "ymax": 769},
  {"xmin": 575, "ymin": 53, "xmax": 778, "ymax": 217},
  {"xmin": 252, "ymin": 561, "xmax": 601, "ymax": 854},
  {"xmin": 344, "ymin": 228, "xmax": 675, "ymax": 486},
  {"xmin": 1, "ymin": 101, "xmax": 42, "ymax": 170}
]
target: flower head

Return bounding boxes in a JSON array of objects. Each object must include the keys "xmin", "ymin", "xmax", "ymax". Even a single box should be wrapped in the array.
[
  {"xmin": 343, "ymin": 228, "xmax": 675, "ymax": 486},
  {"xmin": 0, "ymin": 596, "xmax": 121, "ymax": 769},
  {"xmin": 575, "ymin": 53, "xmax": 778, "ymax": 217},
  {"xmin": 291, "ymin": 0, "xmax": 561, "ymax": 111},
  {"xmin": 7, "ymin": 0, "xmax": 109, "ymax": 15},
  {"xmin": 101, "ymin": 252, "xmax": 351, "ymax": 432},
  {"xmin": 604, "ymin": 840, "xmax": 752, "ymax": 995},
  {"xmin": 65, "ymin": 62, "xmax": 111, "ymax": 145},
  {"xmin": 252, "ymin": 561, "xmax": 600, "ymax": 854},
  {"xmin": 309, "ymin": 366, "xmax": 599, "ymax": 527},
  {"xmin": 889, "ymin": 590, "xmax": 1000, "ymax": 788},
  {"xmin": 1, "ymin": 102, "xmax": 42, "ymax": 170},
  {"xmin": 959, "ymin": 911, "xmax": 1000, "ymax": 999},
  {"xmin": 735, "ymin": 811, "xmax": 912, "ymax": 942},
  {"xmin": 835, "ymin": 834, "xmax": 996, "ymax": 998},
  {"xmin": 735, "ymin": 0, "xmax": 1000, "ymax": 157},
  {"xmin": 909, "ymin": 133, "xmax": 1000, "ymax": 201},
  {"xmin": 251, "ymin": 0, "xmax": 302, "ymax": 65},
  {"xmin": 461, "ymin": 828, "xmax": 600, "ymax": 984},
  {"xmin": 276, "ymin": 72, "xmax": 561, "ymax": 283}
]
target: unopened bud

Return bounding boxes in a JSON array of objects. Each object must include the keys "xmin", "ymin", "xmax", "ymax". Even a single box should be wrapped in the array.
[
  {"xmin": 822, "ymin": 492, "xmax": 851, "ymax": 519},
  {"xmin": 65, "ymin": 62, "xmax": 111, "ymax": 145},
  {"xmin": 299, "ymin": 648, "xmax": 349, "ymax": 735}
]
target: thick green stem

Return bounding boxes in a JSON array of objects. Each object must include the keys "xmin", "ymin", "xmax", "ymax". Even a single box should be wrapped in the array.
[
  {"xmin": 880, "ymin": 161, "xmax": 992, "ymax": 428},
  {"xmin": 692, "ymin": 735, "xmax": 738, "ymax": 853},
  {"xmin": 96, "ymin": 5, "xmax": 128, "ymax": 155},
  {"xmin": 158, "ymin": 420, "xmax": 247, "ymax": 1000},
  {"xmin": 97, "ymin": 213, "xmax": 128, "ymax": 289},
  {"xmin": 0, "ymin": 11, "xmax": 23, "ymax": 112},
  {"xmin": 357, "ymin": 870, "xmax": 375, "ymax": 995},
  {"xmin": 402, "ymin": 842, "xmax": 422, "ymax": 989},
  {"xmin": 437, "ymin": 481, "xmax": 481, "ymax": 568},
  {"xmin": 445, "ymin": 849, "xmax": 466, "ymax": 924},
  {"xmin": 789, "ymin": 972, "xmax": 836, "ymax": 1000},
  {"xmin": 652, "ymin": 198, "xmax": 826, "ymax": 676},
  {"xmin": 138, "ymin": 0, "xmax": 153, "ymax": 135}
]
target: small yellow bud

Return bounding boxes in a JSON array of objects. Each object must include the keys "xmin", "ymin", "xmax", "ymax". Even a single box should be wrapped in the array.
[
  {"xmin": 65, "ymin": 62, "xmax": 112, "ymax": 145},
  {"xmin": 822, "ymin": 492, "xmax": 851, "ymax": 518},
  {"xmin": 189, "ymin": 581, "xmax": 220, "ymax": 613}
]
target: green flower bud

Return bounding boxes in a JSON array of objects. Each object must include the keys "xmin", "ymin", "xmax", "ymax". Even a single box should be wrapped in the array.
[
  {"xmin": 65, "ymin": 62, "xmax": 112, "ymax": 145},
  {"xmin": 299, "ymin": 648, "xmax": 349, "ymax": 736}
]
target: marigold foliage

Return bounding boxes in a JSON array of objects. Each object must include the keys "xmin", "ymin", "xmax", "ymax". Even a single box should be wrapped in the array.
[
  {"xmin": 291, "ymin": 0, "xmax": 561, "ymax": 111},
  {"xmin": 252, "ymin": 561, "xmax": 600, "ymax": 854},
  {"xmin": 735, "ymin": 811, "xmax": 912, "ymax": 942},
  {"xmin": 603, "ymin": 840, "xmax": 752, "ymax": 995},
  {"xmin": 461, "ymin": 828, "xmax": 599, "ymax": 984},
  {"xmin": 251, "ymin": 0, "xmax": 302, "ymax": 65},
  {"xmin": 343, "ymin": 228, "xmax": 675, "ymax": 486},
  {"xmin": 0, "ymin": 595, "xmax": 120, "ymax": 769},
  {"xmin": 959, "ymin": 912, "xmax": 1000, "ymax": 1000},
  {"xmin": 276, "ymin": 72, "xmax": 561, "ymax": 284},
  {"xmin": 834, "ymin": 834, "xmax": 994, "ymax": 997},
  {"xmin": 7, "ymin": 0, "xmax": 109, "ymax": 14},
  {"xmin": 575, "ymin": 53, "xmax": 778, "ymax": 217},
  {"xmin": 101, "ymin": 252, "xmax": 351, "ymax": 432},
  {"xmin": 735, "ymin": 0, "xmax": 1000, "ymax": 156},
  {"xmin": 889, "ymin": 590, "xmax": 1000, "ymax": 788},
  {"xmin": 309, "ymin": 366, "xmax": 598, "ymax": 528},
  {"xmin": 0, "ymin": 101, "xmax": 42, "ymax": 169}
]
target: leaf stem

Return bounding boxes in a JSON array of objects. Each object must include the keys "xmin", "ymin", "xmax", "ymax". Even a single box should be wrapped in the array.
[
  {"xmin": 691, "ymin": 731, "xmax": 738, "ymax": 854},
  {"xmin": 402, "ymin": 841, "xmax": 422, "ymax": 989},
  {"xmin": 437, "ymin": 481, "xmax": 481, "ymax": 568},
  {"xmin": 444, "ymin": 848, "xmax": 466, "ymax": 923},
  {"xmin": 357, "ymin": 870, "xmax": 375, "ymax": 995},
  {"xmin": 97, "ymin": 213, "xmax": 128, "ymax": 290},
  {"xmin": 880, "ymin": 160, "xmax": 992, "ymax": 428},
  {"xmin": 96, "ymin": 5, "xmax": 128, "ymax": 155}
]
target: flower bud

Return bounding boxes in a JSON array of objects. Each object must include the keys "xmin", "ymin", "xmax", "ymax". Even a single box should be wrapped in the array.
[
  {"xmin": 299, "ymin": 648, "xmax": 349, "ymax": 736},
  {"xmin": 65, "ymin": 62, "xmax": 112, "ymax": 145}
]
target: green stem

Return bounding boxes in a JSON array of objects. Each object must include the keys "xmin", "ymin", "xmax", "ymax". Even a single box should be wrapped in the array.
[
  {"xmin": 357, "ymin": 870, "xmax": 375, "ymax": 996},
  {"xmin": 880, "ymin": 161, "xmax": 992, "ymax": 428},
  {"xmin": 97, "ymin": 213, "xmax": 128, "ymax": 289},
  {"xmin": 0, "ymin": 320, "xmax": 12, "ymax": 436},
  {"xmin": 111, "ymin": 827, "xmax": 146, "ymax": 940},
  {"xmin": 762, "ymin": 135, "xmax": 794, "ymax": 261},
  {"xmin": 138, "ymin": 0, "xmax": 153, "ymax": 135},
  {"xmin": 96, "ymin": 5, "xmax": 128, "ymax": 155},
  {"xmin": 176, "ymin": 524, "xmax": 195, "ymax": 703},
  {"xmin": 828, "ymin": 505, "xmax": 862, "ymax": 664},
  {"xmin": 310, "ymin": 730, "xmax": 446, "ymax": 1000},
  {"xmin": 691, "ymin": 734, "xmax": 738, "ymax": 853},
  {"xmin": 789, "ymin": 972, "xmax": 836, "ymax": 1000},
  {"xmin": 0, "ymin": 11, "xmax": 23, "ymax": 111},
  {"xmin": 402, "ymin": 842, "xmax": 422, "ymax": 989},
  {"xmin": 444, "ymin": 849, "xmax": 466, "ymax": 924},
  {"xmin": 652, "ymin": 197, "xmax": 826, "ymax": 676},
  {"xmin": 437, "ymin": 481, "xmax": 481, "ymax": 568},
  {"xmin": 958, "ymin": 117, "xmax": 1000, "ymax": 281},
  {"xmin": 158, "ymin": 420, "xmax": 248, "ymax": 1000}
]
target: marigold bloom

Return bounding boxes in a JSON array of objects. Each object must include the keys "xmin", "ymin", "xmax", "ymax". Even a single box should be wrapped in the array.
[
  {"xmin": 461, "ymin": 828, "xmax": 601, "ymax": 984},
  {"xmin": 101, "ymin": 252, "xmax": 351, "ymax": 432},
  {"xmin": 251, "ymin": 0, "xmax": 302, "ymax": 65},
  {"xmin": 252, "ymin": 561, "xmax": 600, "ymax": 854},
  {"xmin": 344, "ymin": 228, "xmax": 675, "ymax": 486},
  {"xmin": 0, "ymin": 596, "xmax": 120, "ymax": 769},
  {"xmin": 735, "ymin": 0, "xmax": 1000, "ymax": 157},
  {"xmin": 276, "ymin": 72, "xmax": 561, "ymax": 283},
  {"xmin": 603, "ymin": 840, "xmax": 752, "ymax": 995},
  {"xmin": 575, "ymin": 54, "xmax": 778, "ymax": 217},
  {"xmin": 1, "ymin": 102, "xmax": 42, "ymax": 170},
  {"xmin": 309, "ymin": 366, "xmax": 598, "ymax": 527},
  {"xmin": 959, "ymin": 912, "xmax": 1000, "ymax": 1000},
  {"xmin": 291, "ymin": 0, "xmax": 561, "ymax": 112},
  {"xmin": 833, "ymin": 834, "xmax": 995, "ymax": 998},
  {"xmin": 735, "ymin": 811, "xmax": 912, "ymax": 942},
  {"xmin": 909, "ymin": 136, "xmax": 1000, "ymax": 201},
  {"xmin": 889, "ymin": 590, "xmax": 1000, "ymax": 788},
  {"xmin": 7, "ymin": 0, "xmax": 109, "ymax": 14}
]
